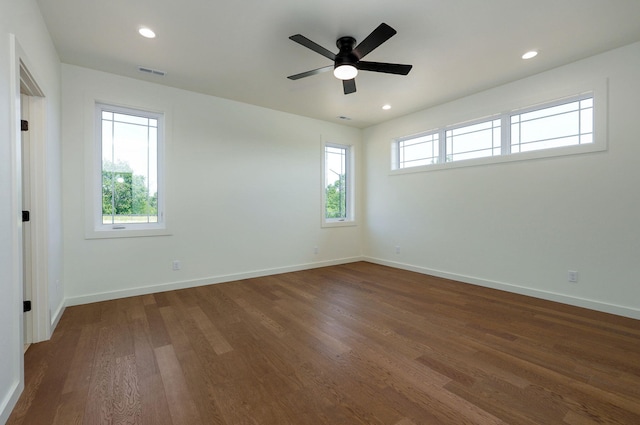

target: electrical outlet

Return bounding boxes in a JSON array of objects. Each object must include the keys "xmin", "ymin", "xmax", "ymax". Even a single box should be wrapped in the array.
[
  {"xmin": 172, "ymin": 260, "xmax": 181, "ymax": 271},
  {"xmin": 314, "ymin": 246, "xmax": 318, "ymax": 255},
  {"xmin": 395, "ymin": 245, "xmax": 401, "ymax": 254},
  {"xmin": 568, "ymin": 270, "xmax": 578, "ymax": 283}
]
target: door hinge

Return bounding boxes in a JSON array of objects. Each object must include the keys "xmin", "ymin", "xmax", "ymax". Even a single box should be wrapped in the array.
[
  {"xmin": 23, "ymin": 300, "xmax": 32, "ymax": 312},
  {"xmin": 21, "ymin": 120, "xmax": 28, "ymax": 132},
  {"xmin": 22, "ymin": 210, "xmax": 30, "ymax": 222}
]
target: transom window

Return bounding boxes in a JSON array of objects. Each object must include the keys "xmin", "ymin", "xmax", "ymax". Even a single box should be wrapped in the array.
[
  {"xmin": 511, "ymin": 96, "xmax": 593, "ymax": 154},
  {"xmin": 446, "ymin": 118, "xmax": 501, "ymax": 162},
  {"xmin": 398, "ymin": 133, "xmax": 439, "ymax": 167},
  {"xmin": 393, "ymin": 93, "xmax": 595, "ymax": 170}
]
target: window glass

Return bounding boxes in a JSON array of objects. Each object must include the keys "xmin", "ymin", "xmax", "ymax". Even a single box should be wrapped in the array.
[
  {"xmin": 446, "ymin": 119, "xmax": 501, "ymax": 162},
  {"xmin": 398, "ymin": 132, "xmax": 439, "ymax": 168},
  {"xmin": 511, "ymin": 98, "xmax": 592, "ymax": 154}
]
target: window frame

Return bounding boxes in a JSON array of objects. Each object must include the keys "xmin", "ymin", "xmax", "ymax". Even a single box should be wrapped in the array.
[
  {"xmin": 88, "ymin": 102, "xmax": 168, "ymax": 238},
  {"xmin": 322, "ymin": 141, "xmax": 356, "ymax": 227},
  {"xmin": 391, "ymin": 81, "xmax": 607, "ymax": 174}
]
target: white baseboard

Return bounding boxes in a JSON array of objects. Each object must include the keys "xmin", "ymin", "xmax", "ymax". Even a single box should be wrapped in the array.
[
  {"xmin": 63, "ymin": 255, "xmax": 639, "ymax": 320},
  {"xmin": 50, "ymin": 301, "xmax": 65, "ymax": 334},
  {"xmin": 0, "ymin": 380, "xmax": 22, "ymax": 425},
  {"xmin": 65, "ymin": 257, "xmax": 365, "ymax": 307},
  {"xmin": 365, "ymin": 257, "xmax": 640, "ymax": 320}
]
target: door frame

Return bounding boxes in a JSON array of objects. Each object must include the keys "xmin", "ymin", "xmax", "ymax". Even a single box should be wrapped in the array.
[
  {"xmin": 21, "ymin": 93, "xmax": 33, "ymax": 349},
  {"xmin": 11, "ymin": 36, "xmax": 50, "ymax": 345}
]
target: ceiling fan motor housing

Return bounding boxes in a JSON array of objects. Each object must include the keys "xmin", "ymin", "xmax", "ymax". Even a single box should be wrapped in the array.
[{"xmin": 335, "ymin": 36, "xmax": 359, "ymax": 68}]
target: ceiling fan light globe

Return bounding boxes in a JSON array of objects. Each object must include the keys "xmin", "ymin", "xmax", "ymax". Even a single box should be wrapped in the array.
[{"xmin": 334, "ymin": 65, "xmax": 358, "ymax": 80}]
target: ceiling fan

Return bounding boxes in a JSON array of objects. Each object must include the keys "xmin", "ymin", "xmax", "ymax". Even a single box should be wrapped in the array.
[{"xmin": 287, "ymin": 23, "xmax": 413, "ymax": 95}]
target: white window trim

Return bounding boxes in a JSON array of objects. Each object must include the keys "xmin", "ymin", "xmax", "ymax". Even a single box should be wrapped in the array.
[
  {"xmin": 321, "ymin": 140, "xmax": 356, "ymax": 228},
  {"xmin": 391, "ymin": 79, "xmax": 607, "ymax": 175},
  {"xmin": 85, "ymin": 101, "xmax": 170, "ymax": 239}
]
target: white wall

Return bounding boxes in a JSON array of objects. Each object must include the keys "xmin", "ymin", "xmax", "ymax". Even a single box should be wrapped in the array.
[
  {"xmin": 0, "ymin": 0, "xmax": 62, "ymax": 422},
  {"xmin": 61, "ymin": 64, "xmax": 363, "ymax": 305},
  {"xmin": 363, "ymin": 42, "xmax": 640, "ymax": 319}
]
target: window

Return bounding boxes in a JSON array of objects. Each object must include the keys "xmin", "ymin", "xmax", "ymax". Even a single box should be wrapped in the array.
[
  {"xmin": 93, "ymin": 103, "xmax": 165, "ymax": 236},
  {"xmin": 511, "ymin": 96, "xmax": 593, "ymax": 154},
  {"xmin": 393, "ymin": 93, "xmax": 598, "ymax": 171},
  {"xmin": 323, "ymin": 142, "xmax": 354, "ymax": 225},
  {"xmin": 397, "ymin": 132, "xmax": 439, "ymax": 168},
  {"xmin": 446, "ymin": 118, "xmax": 501, "ymax": 162}
]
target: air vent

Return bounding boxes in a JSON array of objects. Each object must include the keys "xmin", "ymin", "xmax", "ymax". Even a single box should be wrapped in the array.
[{"xmin": 138, "ymin": 66, "xmax": 166, "ymax": 76}]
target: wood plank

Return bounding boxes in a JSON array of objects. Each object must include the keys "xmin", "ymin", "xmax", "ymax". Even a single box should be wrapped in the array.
[
  {"xmin": 83, "ymin": 326, "xmax": 117, "ymax": 425},
  {"xmin": 187, "ymin": 305, "xmax": 234, "ymax": 355},
  {"xmin": 51, "ymin": 391, "xmax": 86, "ymax": 425},
  {"xmin": 111, "ymin": 354, "xmax": 141, "ymax": 424},
  {"xmin": 154, "ymin": 344, "xmax": 203, "ymax": 425},
  {"xmin": 62, "ymin": 324, "xmax": 100, "ymax": 394},
  {"xmin": 144, "ymin": 303, "xmax": 171, "ymax": 348}
]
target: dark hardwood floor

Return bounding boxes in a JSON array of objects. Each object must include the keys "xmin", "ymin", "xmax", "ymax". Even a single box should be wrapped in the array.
[{"xmin": 8, "ymin": 262, "xmax": 640, "ymax": 424}]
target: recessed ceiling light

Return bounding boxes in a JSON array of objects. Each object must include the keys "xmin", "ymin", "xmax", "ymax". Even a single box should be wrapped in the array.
[
  {"xmin": 138, "ymin": 27, "xmax": 156, "ymax": 39},
  {"xmin": 522, "ymin": 50, "xmax": 538, "ymax": 60},
  {"xmin": 382, "ymin": 104, "xmax": 391, "ymax": 110}
]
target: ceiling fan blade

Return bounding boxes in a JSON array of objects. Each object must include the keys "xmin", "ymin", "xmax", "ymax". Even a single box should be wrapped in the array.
[
  {"xmin": 287, "ymin": 65, "xmax": 333, "ymax": 80},
  {"xmin": 343, "ymin": 79, "xmax": 356, "ymax": 95},
  {"xmin": 352, "ymin": 23, "xmax": 397, "ymax": 60},
  {"xmin": 289, "ymin": 34, "xmax": 336, "ymax": 61},
  {"xmin": 357, "ymin": 61, "xmax": 413, "ymax": 75}
]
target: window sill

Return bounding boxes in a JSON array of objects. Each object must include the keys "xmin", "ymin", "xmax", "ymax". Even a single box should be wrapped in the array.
[
  {"xmin": 322, "ymin": 220, "xmax": 357, "ymax": 228},
  {"xmin": 390, "ymin": 141, "xmax": 606, "ymax": 176},
  {"xmin": 85, "ymin": 226, "xmax": 171, "ymax": 239}
]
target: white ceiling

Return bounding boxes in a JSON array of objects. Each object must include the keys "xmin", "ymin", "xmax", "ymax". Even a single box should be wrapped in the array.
[{"xmin": 37, "ymin": 0, "xmax": 640, "ymax": 128}]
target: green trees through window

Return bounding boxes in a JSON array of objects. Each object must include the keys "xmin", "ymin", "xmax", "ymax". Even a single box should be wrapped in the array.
[
  {"xmin": 325, "ymin": 173, "xmax": 346, "ymax": 219},
  {"xmin": 102, "ymin": 161, "xmax": 157, "ymax": 223},
  {"xmin": 324, "ymin": 143, "xmax": 352, "ymax": 223}
]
